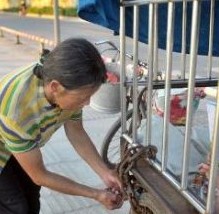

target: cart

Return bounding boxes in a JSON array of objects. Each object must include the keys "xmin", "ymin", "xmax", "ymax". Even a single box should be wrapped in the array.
[{"xmin": 78, "ymin": 0, "xmax": 219, "ymax": 213}]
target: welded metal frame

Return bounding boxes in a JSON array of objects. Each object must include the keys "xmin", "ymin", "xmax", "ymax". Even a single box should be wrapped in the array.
[{"xmin": 119, "ymin": 0, "xmax": 219, "ymax": 213}]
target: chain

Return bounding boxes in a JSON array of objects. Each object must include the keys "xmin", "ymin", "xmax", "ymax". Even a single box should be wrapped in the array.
[{"xmin": 117, "ymin": 145, "xmax": 157, "ymax": 213}]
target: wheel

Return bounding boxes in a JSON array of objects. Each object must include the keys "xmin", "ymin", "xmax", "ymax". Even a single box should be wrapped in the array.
[
  {"xmin": 101, "ymin": 86, "xmax": 147, "ymax": 169},
  {"xmin": 101, "ymin": 110, "xmax": 133, "ymax": 169}
]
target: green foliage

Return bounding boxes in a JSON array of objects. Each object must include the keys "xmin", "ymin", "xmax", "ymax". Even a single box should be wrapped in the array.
[
  {"xmin": 2, "ymin": 7, "xmax": 20, "ymax": 12},
  {"xmin": 3, "ymin": 6, "xmax": 78, "ymax": 17},
  {"xmin": 27, "ymin": 6, "xmax": 54, "ymax": 15},
  {"xmin": 61, "ymin": 7, "xmax": 77, "ymax": 17}
]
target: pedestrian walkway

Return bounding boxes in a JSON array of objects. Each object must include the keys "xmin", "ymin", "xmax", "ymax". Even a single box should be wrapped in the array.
[{"xmin": 0, "ymin": 36, "xmax": 130, "ymax": 214}]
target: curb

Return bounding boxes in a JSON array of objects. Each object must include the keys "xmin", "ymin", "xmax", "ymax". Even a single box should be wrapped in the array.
[{"xmin": 0, "ymin": 11, "xmax": 88, "ymax": 23}]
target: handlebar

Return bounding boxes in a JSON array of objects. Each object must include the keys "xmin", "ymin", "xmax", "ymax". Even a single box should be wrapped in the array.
[{"xmin": 95, "ymin": 40, "xmax": 148, "ymax": 69}]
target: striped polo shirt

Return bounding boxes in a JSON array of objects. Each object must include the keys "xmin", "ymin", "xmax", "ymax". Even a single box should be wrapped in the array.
[{"xmin": 0, "ymin": 63, "xmax": 82, "ymax": 173}]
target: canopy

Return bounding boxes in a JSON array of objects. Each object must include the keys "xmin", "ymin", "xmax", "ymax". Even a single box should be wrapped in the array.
[{"xmin": 78, "ymin": 0, "xmax": 219, "ymax": 56}]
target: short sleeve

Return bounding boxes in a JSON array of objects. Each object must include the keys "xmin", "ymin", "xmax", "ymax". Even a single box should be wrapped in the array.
[
  {"xmin": 0, "ymin": 115, "xmax": 37, "ymax": 153},
  {"xmin": 70, "ymin": 109, "xmax": 82, "ymax": 121}
]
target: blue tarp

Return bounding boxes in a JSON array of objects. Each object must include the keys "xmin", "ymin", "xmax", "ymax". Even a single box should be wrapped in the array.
[{"xmin": 78, "ymin": 0, "xmax": 219, "ymax": 56}]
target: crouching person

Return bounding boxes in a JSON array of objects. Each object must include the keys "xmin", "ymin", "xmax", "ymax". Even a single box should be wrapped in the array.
[{"xmin": 0, "ymin": 38, "xmax": 123, "ymax": 214}]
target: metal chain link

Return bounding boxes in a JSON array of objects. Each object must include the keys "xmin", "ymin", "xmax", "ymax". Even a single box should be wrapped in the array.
[{"xmin": 117, "ymin": 145, "xmax": 157, "ymax": 213}]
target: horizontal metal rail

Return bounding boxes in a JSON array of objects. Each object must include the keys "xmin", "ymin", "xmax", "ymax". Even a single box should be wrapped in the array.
[
  {"xmin": 0, "ymin": 26, "xmax": 55, "ymax": 50},
  {"xmin": 151, "ymin": 161, "xmax": 206, "ymax": 213},
  {"xmin": 121, "ymin": 0, "xmax": 194, "ymax": 7},
  {"xmin": 132, "ymin": 165, "xmax": 206, "ymax": 213},
  {"xmin": 125, "ymin": 78, "xmax": 218, "ymax": 88}
]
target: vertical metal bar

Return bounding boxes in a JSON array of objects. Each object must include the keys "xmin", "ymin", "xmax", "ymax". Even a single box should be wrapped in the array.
[
  {"xmin": 146, "ymin": 3, "xmax": 154, "ymax": 146},
  {"xmin": 207, "ymin": 0, "xmax": 215, "ymax": 79},
  {"xmin": 181, "ymin": 0, "xmax": 187, "ymax": 79},
  {"xmin": 181, "ymin": 0, "xmax": 201, "ymax": 190},
  {"xmin": 153, "ymin": 4, "xmax": 158, "ymax": 80},
  {"xmin": 206, "ymin": 83, "xmax": 219, "ymax": 213},
  {"xmin": 53, "ymin": 0, "xmax": 61, "ymax": 45},
  {"xmin": 161, "ymin": 2, "xmax": 175, "ymax": 172},
  {"xmin": 120, "ymin": 5, "xmax": 127, "ymax": 134},
  {"xmin": 132, "ymin": 5, "xmax": 139, "ymax": 144}
]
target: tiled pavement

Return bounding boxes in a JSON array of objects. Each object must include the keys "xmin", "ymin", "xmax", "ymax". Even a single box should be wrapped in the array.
[{"xmin": 0, "ymin": 36, "xmax": 130, "ymax": 213}]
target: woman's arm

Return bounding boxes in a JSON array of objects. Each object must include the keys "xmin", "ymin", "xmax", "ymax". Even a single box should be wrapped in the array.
[
  {"xmin": 13, "ymin": 148, "xmax": 122, "ymax": 210},
  {"xmin": 64, "ymin": 120, "xmax": 122, "ymax": 192}
]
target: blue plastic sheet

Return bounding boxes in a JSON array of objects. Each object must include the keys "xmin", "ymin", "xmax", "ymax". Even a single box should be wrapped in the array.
[{"xmin": 78, "ymin": 0, "xmax": 219, "ymax": 56}]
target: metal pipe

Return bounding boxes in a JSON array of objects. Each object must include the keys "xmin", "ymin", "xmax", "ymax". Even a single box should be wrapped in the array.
[
  {"xmin": 132, "ymin": 163, "xmax": 206, "ymax": 213},
  {"xmin": 120, "ymin": 6, "xmax": 127, "ymax": 134},
  {"xmin": 145, "ymin": 3, "xmax": 154, "ymax": 147},
  {"xmin": 161, "ymin": 1, "xmax": 175, "ymax": 172},
  {"xmin": 207, "ymin": 0, "xmax": 215, "ymax": 79},
  {"xmin": 181, "ymin": 0, "xmax": 201, "ymax": 190},
  {"xmin": 181, "ymin": 0, "xmax": 187, "ymax": 79},
  {"xmin": 153, "ymin": 4, "xmax": 158, "ymax": 80},
  {"xmin": 125, "ymin": 78, "xmax": 218, "ymax": 88},
  {"xmin": 181, "ymin": 190, "xmax": 205, "ymax": 214},
  {"xmin": 121, "ymin": 133, "xmax": 139, "ymax": 147},
  {"xmin": 53, "ymin": 0, "xmax": 61, "ymax": 45},
  {"xmin": 132, "ymin": 5, "xmax": 140, "ymax": 144},
  {"xmin": 206, "ymin": 83, "xmax": 219, "ymax": 213},
  {"xmin": 121, "ymin": 0, "xmax": 194, "ymax": 7}
]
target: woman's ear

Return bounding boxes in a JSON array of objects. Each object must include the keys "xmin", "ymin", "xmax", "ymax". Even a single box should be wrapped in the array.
[{"xmin": 49, "ymin": 80, "xmax": 65, "ymax": 94}]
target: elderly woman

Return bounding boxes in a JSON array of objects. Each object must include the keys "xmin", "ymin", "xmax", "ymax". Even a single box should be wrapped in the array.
[{"xmin": 0, "ymin": 38, "xmax": 123, "ymax": 214}]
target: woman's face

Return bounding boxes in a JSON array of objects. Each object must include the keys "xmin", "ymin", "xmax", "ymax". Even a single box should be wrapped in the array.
[{"xmin": 46, "ymin": 81, "xmax": 99, "ymax": 110}]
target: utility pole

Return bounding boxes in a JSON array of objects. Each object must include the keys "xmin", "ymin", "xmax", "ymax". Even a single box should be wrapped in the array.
[{"xmin": 53, "ymin": 0, "xmax": 61, "ymax": 45}]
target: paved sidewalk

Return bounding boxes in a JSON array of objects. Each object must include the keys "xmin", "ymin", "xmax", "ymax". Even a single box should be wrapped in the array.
[{"xmin": 0, "ymin": 37, "xmax": 130, "ymax": 213}]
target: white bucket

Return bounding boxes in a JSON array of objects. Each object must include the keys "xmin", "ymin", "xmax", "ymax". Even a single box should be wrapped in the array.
[
  {"xmin": 90, "ymin": 62, "xmax": 121, "ymax": 114},
  {"xmin": 90, "ymin": 83, "xmax": 120, "ymax": 114}
]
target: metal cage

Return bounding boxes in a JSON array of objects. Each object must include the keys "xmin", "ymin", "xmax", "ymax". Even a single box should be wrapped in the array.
[{"xmin": 119, "ymin": 0, "xmax": 219, "ymax": 213}]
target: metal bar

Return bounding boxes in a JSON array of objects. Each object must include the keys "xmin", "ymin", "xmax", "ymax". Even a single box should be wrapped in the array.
[
  {"xmin": 153, "ymin": 4, "xmax": 159, "ymax": 80},
  {"xmin": 207, "ymin": 0, "xmax": 215, "ymax": 79},
  {"xmin": 121, "ymin": 0, "xmax": 194, "ymax": 7},
  {"xmin": 161, "ymin": 1, "xmax": 175, "ymax": 172},
  {"xmin": 121, "ymin": 133, "xmax": 139, "ymax": 146},
  {"xmin": 132, "ymin": 5, "xmax": 140, "ymax": 144},
  {"xmin": 181, "ymin": 0, "xmax": 187, "ymax": 79},
  {"xmin": 206, "ymin": 83, "xmax": 219, "ymax": 213},
  {"xmin": 125, "ymin": 78, "xmax": 218, "ymax": 88},
  {"xmin": 53, "ymin": 0, "xmax": 61, "ymax": 45},
  {"xmin": 181, "ymin": 190, "xmax": 205, "ymax": 214},
  {"xmin": 181, "ymin": 0, "xmax": 201, "ymax": 190},
  {"xmin": 145, "ymin": 3, "xmax": 154, "ymax": 146},
  {"xmin": 121, "ymin": 133, "xmax": 134, "ymax": 144},
  {"xmin": 153, "ymin": 161, "xmax": 205, "ymax": 213},
  {"xmin": 120, "ymin": 5, "xmax": 127, "ymax": 134},
  {"xmin": 132, "ymin": 163, "xmax": 206, "ymax": 213}
]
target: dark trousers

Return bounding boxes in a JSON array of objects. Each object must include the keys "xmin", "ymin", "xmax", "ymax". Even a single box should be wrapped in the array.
[{"xmin": 0, "ymin": 156, "xmax": 41, "ymax": 214}]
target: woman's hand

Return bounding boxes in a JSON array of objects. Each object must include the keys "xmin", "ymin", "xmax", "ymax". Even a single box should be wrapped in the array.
[
  {"xmin": 95, "ymin": 189, "xmax": 123, "ymax": 210},
  {"xmin": 101, "ymin": 169, "xmax": 125, "ymax": 206},
  {"xmin": 102, "ymin": 169, "xmax": 122, "ymax": 192}
]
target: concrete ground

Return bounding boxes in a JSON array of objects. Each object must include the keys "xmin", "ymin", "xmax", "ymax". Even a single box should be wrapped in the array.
[{"xmin": 0, "ymin": 36, "xmax": 131, "ymax": 213}]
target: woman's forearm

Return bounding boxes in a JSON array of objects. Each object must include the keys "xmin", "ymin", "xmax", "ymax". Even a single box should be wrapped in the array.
[
  {"xmin": 38, "ymin": 170, "xmax": 98, "ymax": 199},
  {"xmin": 64, "ymin": 121, "xmax": 109, "ymax": 177}
]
